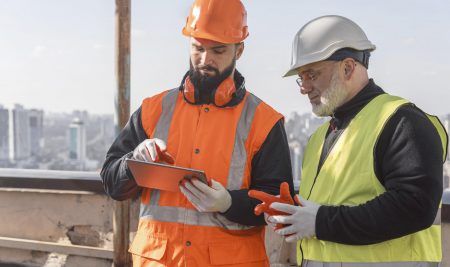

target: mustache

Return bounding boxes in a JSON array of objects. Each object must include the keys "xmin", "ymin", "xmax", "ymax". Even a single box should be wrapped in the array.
[{"xmin": 196, "ymin": 65, "xmax": 219, "ymax": 74}]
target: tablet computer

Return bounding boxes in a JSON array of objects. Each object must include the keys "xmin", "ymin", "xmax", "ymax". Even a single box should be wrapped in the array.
[{"xmin": 126, "ymin": 159, "xmax": 208, "ymax": 192}]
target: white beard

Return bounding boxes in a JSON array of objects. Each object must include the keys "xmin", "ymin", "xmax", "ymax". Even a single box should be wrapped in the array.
[{"xmin": 312, "ymin": 72, "xmax": 349, "ymax": 117}]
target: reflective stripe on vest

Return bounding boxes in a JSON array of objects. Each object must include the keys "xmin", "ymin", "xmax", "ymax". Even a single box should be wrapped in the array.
[
  {"xmin": 153, "ymin": 88, "xmax": 178, "ymax": 144},
  {"xmin": 140, "ymin": 90, "xmax": 260, "ymax": 230},
  {"xmin": 142, "ymin": 88, "xmax": 179, "ymax": 211},
  {"xmin": 227, "ymin": 94, "xmax": 261, "ymax": 190},
  {"xmin": 303, "ymin": 260, "xmax": 439, "ymax": 267},
  {"xmin": 140, "ymin": 205, "xmax": 251, "ymax": 230}
]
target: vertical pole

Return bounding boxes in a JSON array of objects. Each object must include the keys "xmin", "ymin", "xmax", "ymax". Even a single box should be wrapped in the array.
[{"xmin": 114, "ymin": 0, "xmax": 131, "ymax": 266}]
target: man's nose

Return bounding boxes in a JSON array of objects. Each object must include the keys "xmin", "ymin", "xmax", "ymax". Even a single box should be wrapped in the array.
[
  {"xmin": 300, "ymin": 81, "xmax": 313, "ymax": 95},
  {"xmin": 200, "ymin": 50, "xmax": 213, "ymax": 65}
]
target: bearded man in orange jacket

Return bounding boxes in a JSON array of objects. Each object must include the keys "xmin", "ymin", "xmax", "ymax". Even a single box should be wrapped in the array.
[{"xmin": 101, "ymin": 0, "xmax": 294, "ymax": 266}]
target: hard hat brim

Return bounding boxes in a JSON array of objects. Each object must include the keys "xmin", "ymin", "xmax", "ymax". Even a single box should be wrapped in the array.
[
  {"xmin": 182, "ymin": 27, "xmax": 248, "ymax": 44},
  {"xmin": 283, "ymin": 67, "xmax": 299, "ymax": 78}
]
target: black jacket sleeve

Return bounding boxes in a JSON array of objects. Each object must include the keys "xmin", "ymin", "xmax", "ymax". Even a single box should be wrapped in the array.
[
  {"xmin": 222, "ymin": 119, "xmax": 295, "ymax": 226},
  {"xmin": 100, "ymin": 107, "xmax": 148, "ymax": 201},
  {"xmin": 316, "ymin": 105, "xmax": 444, "ymax": 244}
]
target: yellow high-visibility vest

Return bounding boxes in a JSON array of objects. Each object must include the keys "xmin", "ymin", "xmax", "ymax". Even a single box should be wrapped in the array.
[{"xmin": 299, "ymin": 94, "xmax": 447, "ymax": 264}]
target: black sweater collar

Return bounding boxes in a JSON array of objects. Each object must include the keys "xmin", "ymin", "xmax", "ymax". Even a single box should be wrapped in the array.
[{"xmin": 332, "ymin": 79, "xmax": 385, "ymax": 123}]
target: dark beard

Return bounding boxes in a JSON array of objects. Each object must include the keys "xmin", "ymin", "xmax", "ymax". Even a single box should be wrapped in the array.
[{"xmin": 188, "ymin": 59, "xmax": 236, "ymax": 103}]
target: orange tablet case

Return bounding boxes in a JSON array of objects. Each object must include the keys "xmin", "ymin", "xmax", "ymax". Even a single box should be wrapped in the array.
[{"xmin": 126, "ymin": 159, "xmax": 207, "ymax": 192}]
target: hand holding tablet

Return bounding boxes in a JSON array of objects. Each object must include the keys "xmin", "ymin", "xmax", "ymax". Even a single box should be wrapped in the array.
[{"xmin": 126, "ymin": 159, "xmax": 209, "ymax": 192}]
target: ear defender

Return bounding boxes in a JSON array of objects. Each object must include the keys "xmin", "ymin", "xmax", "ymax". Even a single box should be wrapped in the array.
[
  {"xmin": 211, "ymin": 75, "xmax": 236, "ymax": 107},
  {"xmin": 182, "ymin": 75, "xmax": 238, "ymax": 107},
  {"xmin": 182, "ymin": 77, "xmax": 197, "ymax": 104}
]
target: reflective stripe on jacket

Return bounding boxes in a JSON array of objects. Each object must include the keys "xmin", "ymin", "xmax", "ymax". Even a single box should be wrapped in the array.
[
  {"xmin": 298, "ymin": 94, "xmax": 447, "ymax": 264},
  {"xmin": 129, "ymin": 88, "xmax": 283, "ymax": 266}
]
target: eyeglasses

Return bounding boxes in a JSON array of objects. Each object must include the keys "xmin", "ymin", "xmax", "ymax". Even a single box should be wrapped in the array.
[
  {"xmin": 295, "ymin": 61, "xmax": 337, "ymax": 87},
  {"xmin": 296, "ymin": 72, "xmax": 319, "ymax": 87}
]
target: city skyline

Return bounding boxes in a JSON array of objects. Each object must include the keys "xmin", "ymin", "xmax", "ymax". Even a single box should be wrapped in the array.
[
  {"xmin": 1, "ymin": 0, "xmax": 450, "ymax": 117},
  {"xmin": 1, "ymin": 100, "xmax": 449, "ymax": 189},
  {"xmin": 0, "ymin": 101, "xmax": 331, "ymax": 188},
  {"xmin": 0, "ymin": 102, "xmax": 114, "ymax": 170}
]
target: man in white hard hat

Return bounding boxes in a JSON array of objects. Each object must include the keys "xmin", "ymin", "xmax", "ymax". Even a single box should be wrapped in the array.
[{"xmin": 267, "ymin": 15, "xmax": 448, "ymax": 266}]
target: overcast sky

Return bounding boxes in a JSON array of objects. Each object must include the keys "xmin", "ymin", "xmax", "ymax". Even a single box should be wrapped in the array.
[{"xmin": 1, "ymin": 0, "xmax": 450, "ymax": 118}]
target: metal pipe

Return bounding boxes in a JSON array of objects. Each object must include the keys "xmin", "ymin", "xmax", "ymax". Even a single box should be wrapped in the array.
[{"xmin": 114, "ymin": 0, "xmax": 131, "ymax": 266}]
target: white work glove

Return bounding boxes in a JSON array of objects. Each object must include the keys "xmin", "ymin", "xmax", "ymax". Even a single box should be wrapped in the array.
[
  {"xmin": 268, "ymin": 196, "xmax": 321, "ymax": 242},
  {"xmin": 265, "ymin": 213, "xmax": 276, "ymax": 230},
  {"xmin": 132, "ymin": 138, "xmax": 167, "ymax": 162},
  {"xmin": 180, "ymin": 179, "xmax": 232, "ymax": 213}
]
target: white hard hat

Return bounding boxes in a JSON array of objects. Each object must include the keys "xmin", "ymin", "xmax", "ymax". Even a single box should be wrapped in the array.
[{"xmin": 283, "ymin": 15, "xmax": 376, "ymax": 77}]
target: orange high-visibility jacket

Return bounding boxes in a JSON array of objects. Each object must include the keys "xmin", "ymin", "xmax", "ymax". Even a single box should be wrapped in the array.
[{"xmin": 128, "ymin": 88, "xmax": 283, "ymax": 267}]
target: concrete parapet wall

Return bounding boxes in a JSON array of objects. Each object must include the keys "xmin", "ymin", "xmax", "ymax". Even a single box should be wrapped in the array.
[
  {"xmin": 0, "ymin": 188, "xmax": 114, "ymax": 266},
  {"xmin": 0, "ymin": 176, "xmax": 448, "ymax": 266}
]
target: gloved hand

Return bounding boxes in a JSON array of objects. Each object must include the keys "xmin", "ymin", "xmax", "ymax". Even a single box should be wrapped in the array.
[
  {"xmin": 248, "ymin": 182, "xmax": 297, "ymax": 230},
  {"xmin": 264, "ymin": 213, "xmax": 276, "ymax": 230},
  {"xmin": 268, "ymin": 195, "xmax": 321, "ymax": 242},
  {"xmin": 180, "ymin": 178, "xmax": 231, "ymax": 213},
  {"xmin": 132, "ymin": 138, "xmax": 174, "ymax": 164}
]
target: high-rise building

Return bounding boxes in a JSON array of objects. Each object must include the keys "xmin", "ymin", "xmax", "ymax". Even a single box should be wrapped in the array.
[
  {"xmin": 0, "ymin": 105, "xmax": 9, "ymax": 161},
  {"xmin": 68, "ymin": 118, "xmax": 86, "ymax": 164},
  {"xmin": 12, "ymin": 104, "xmax": 31, "ymax": 160},
  {"xmin": 29, "ymin": 109, "xmax": 44, "ymax": 156},
  {"xmin": 72, "ymin": 110, "xmax": 89, "ymax": 125},
  {"xmin": 100, "ymin": 115, "xmax": 114, "ymax": 142}
]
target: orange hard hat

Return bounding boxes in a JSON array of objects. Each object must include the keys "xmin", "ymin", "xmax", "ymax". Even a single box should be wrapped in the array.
[{"xmin": 182, "ymin": 0, "xmax": 249, "ymax": 44}]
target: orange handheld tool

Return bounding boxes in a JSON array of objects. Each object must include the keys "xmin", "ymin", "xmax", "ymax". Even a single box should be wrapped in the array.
[{"xmin": 248, "ymin": 182, "xmax": 300, "ymax": 229}]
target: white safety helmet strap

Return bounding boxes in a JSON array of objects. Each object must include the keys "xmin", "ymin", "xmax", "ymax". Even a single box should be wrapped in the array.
[{"xmin": 327, "ymin": 48, "xmax": 371, "ymax": 69}]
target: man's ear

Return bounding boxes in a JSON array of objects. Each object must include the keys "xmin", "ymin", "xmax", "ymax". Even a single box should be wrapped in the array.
[
  {"xmin": 343, "ymin": 58, "xmax": 356, "ymax": 79},
  {"xmin": 235, "ymin": 42, "xmax": 244, "ymax": 60}
]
